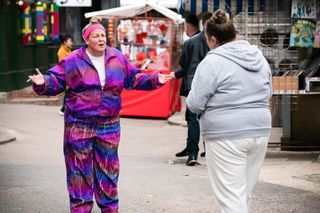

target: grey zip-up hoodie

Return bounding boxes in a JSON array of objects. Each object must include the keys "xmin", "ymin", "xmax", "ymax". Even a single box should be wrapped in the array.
[{"xmin": 186, "ymin": 40, "xmax": 272, "ymax": 141}]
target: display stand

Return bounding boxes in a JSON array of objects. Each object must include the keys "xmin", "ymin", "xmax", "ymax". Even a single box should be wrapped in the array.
[{"xmin": 84, "ymin": 2, "xmax": 184, "ymax": 118}]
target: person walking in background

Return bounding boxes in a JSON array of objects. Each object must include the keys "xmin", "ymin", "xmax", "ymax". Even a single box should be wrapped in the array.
[
  {"xmin": 28, "ymin": 17, "xmax": 171, "ymax": 213},
  {"xmin": 186, "ymin": 9, "xmax": 272, "ymax": 212},
  {"xmin": 57, "ymin": 34, "xmax": 73, "ymax": 62},
  {"xmin": 171, "ymin": 12, "xmax": 212, "ymax": 166},
  {"xmin": 57, "ymin": 34, "xmax": 73, "ymax": 115}
]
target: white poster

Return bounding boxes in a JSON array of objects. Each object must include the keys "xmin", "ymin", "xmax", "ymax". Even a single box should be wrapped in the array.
[
  {"xmin": 291, "ymin": 0, "xmax": 316, "ymax": 19},
  {"xmin": 54, "ymin": 0, "xmax": 92, "ymax": 7}
]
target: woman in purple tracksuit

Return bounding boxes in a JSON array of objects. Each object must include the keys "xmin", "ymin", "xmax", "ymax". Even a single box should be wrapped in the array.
[{"xmin": 28, "ymin": 17, "xmax": 171, "ymax": 213}]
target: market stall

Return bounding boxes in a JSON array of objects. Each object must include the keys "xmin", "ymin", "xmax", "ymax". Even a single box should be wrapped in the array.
[{"xmin": 85, "ymin": 2, "xmax": 184, "ymax": 118}]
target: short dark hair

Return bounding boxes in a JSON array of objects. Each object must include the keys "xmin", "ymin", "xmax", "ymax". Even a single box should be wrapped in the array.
[
  {"xmin": 59, "ymin": 34, "xmax": 72, "ymax": 44},
  {"xmin": 184, "ymin": 12, "xmax": 199, "ymax": 28},
  {"xmin": 201, "ymin": 12, "xmax": 213, "ymax": 27}
]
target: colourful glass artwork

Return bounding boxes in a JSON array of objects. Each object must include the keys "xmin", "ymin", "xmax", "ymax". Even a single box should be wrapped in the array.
[
  {"xmin": 35, "ymin": 2, "xmax": 49, "ymax": 43},
  {"xmin": 50, "ymin": 4, "xmax": 59, "ymax": 43},
  {"xmin": 290, "ymin": 19, "xmax": 316, "ymax": 47},
  {"xmin": 20, "ymin": 2, "xmax": 32, "ymax": 44}
]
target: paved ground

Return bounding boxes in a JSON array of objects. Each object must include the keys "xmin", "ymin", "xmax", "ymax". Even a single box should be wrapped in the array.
[
  {"xmin": 0, "ymin": 127, "xmax": 16, "ymax": 145},
  {"xmin": 0, "ymin": 103, "xmax": 319, "ymax": 213}
]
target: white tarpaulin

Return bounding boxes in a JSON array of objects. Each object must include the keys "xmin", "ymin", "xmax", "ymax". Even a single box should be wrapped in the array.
[
  {"xmin": 121, "ymin": 0, "xmax": 177, "ymax": 8},
  {"xmin": 84, "ymin": 1, "xmax": 184, "ymax": 23}
]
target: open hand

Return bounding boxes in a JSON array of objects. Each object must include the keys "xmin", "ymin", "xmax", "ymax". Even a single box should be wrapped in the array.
[
  {"xmin": 158, "ymin": 73, "xmax": 171, "ymax": 84},
  {"xmin": 28, "ymin": 68, "xmax": 45, "ymax": 85}
]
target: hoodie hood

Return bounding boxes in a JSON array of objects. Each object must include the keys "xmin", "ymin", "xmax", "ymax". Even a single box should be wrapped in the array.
[{"xmin": 209, "ymin": 40, "xmax": 265, "ymax": 72}]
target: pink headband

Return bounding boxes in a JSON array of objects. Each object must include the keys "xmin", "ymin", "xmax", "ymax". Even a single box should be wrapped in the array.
[{"xmin": 83, "ymin": 23, "xmax": 105, "ymax": 41}]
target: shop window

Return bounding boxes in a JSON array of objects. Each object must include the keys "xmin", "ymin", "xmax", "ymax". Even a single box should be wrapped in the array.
[
  {"xmin": 260, "ymin": 28, "xmax": 279, "ymax": 47},
  {"xmin": 279, "ymin": 59, "xmax": 298, "ymax": 72},
  {"xmin": 266, "ymin": 57, "xmax": 275, "ymax": 70}
]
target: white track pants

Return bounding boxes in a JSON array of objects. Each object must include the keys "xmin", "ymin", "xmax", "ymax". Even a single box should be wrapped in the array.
[{"xmin": 205, "ymin": 137, "xmax": 269, "ymax": 213}]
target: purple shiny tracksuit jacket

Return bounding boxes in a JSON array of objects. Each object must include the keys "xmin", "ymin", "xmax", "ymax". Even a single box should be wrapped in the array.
[{"xmin": 33, "ymin": 45, "xmax": 162, "ymax": 213}]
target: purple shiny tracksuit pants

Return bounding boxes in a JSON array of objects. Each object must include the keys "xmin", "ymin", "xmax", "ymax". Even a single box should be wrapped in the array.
[{"xmin": 64, "ymin": 113, "xmax": 120, "ymax": 213}]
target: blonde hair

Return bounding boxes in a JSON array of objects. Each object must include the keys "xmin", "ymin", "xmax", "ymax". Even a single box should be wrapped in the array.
[{"xmin": 82, "ymin": 16, "xmax": 103, "ymax": 36}]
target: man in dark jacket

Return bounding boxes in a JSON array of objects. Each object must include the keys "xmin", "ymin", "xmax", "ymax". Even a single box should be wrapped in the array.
[{"xmin": 170, "ymin": 12, "xmax": 213, "ymax": 166}]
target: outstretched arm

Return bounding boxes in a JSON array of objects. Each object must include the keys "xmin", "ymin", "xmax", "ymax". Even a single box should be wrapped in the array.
[
  {"xmin": 28, "ymin": 68, "xmax": 44, "ymax": 85},
  {"xmin": 29, "ymin": 63, "xmax": 66, "ymax": 96},
  {"xmin": 123, "ymin": 55, "xmax": 170, "ymax": 90},
  {"xmin": 170, "ymin": 68, "xmax": 186, "ymax": 79}
]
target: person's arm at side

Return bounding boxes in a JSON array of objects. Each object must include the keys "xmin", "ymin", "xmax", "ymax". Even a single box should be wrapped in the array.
[
  {"xmin": 170, "ymin": 41, "xmax": 190, "ymax": 79},
  {"xmin": 186, "ymin": 59, "xmax": 217, "ymax": 115},
  {"xmin": 260, "ymin": 56, "xmax": 273, "ymax": 99},
  {"xmin": 30, "ymin": 61, "xmax": 66, "ymax": 96},
  {"xmin": 267, "ymin": 65, "xmax": 273, "ymax": 99}
]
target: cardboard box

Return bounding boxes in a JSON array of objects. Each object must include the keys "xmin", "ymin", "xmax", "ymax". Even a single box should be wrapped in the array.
[{"xmin": 273, "ymin": 76, "xmax": 298, "ymax": 94}]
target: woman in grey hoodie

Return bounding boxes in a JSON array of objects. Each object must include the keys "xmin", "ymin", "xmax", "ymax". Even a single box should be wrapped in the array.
[{"xmin": 186, "ymin": 9, "xmax": 272, "ymax": 213}]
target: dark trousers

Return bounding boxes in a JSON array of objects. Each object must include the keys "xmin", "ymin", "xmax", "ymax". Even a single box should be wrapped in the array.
[
  {"xmin": 185, "ymin": 108, "xmax": 200, "ymax": 157},
  {"xmin": 60, "ymin": 94, "xmax": 66, "ymax": 112}
]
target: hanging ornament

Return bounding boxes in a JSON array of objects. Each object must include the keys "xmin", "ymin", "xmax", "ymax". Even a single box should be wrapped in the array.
[{"xmin": 108, "ymin": 19, "xmax": 114, "ymax": 46}]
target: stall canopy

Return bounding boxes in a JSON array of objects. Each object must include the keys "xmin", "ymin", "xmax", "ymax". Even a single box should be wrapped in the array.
[
  {"xmin": 177, "ymin": 0, "xmax": 237, "ymax": 16},
  {"xmin": 84, "ymin": 1, "xmax": 184, "ymax": 23},
  {"xmin": 176, "ymin": 0, "xmax": 285, "ymax": 17}
]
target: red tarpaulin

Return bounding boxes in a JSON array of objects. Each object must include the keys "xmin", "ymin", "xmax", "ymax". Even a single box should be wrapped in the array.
[{"xmin": 120, "ymin": 75, "xmax": 181, "ymax": 118}]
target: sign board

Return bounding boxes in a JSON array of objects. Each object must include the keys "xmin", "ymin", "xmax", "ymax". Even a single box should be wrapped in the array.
[{"xmin": 54, "ymin": 0, "xmax": 92, "ymax": 7}]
